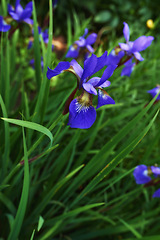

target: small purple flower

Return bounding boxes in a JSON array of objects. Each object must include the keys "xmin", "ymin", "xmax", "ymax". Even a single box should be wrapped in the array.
[
  {"xmin": 133, "ymin": 165, "xmax": 151, "ymax": 184},
  {"xmin": 147, "ymin": 85, "xmax": 160, "ymax": 100},
  {"xmin": 66, "ymin": 28, "xmax": 97, "ymax": 59},
  {"xmin": 121, "ymin": 58, "xmax": 135, "ymax": 77},
  {"xmin": 0, "ymin": 16, "xmax": 11, "ymax": 32},
  {"xmin": 30, "ymin": 57, "xmax": 44, "ymax": 70},
  {"xmin": 28, "ymin": 27, "xmax": 54, "ymax": 50},
  {"xmin": 119, "ymin": 22, "xmax": 154, "ymax": 61},
  {"xmin": 133, "ymin": 164, "xmax": 160, "ymax": 198},
  {"xmin": 47, "ymin": 52, "xmax": 117, "ymax": 129},
  {"xmin": 105, "ymin": 49, "xmax": 124, "ymax": 66},
  {"xmin": 8, "ymin": 0, "xmax": 33, "ymax": 25}
]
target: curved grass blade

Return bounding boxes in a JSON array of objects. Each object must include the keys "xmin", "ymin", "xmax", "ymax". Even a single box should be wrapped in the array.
[{"xmin": 1, "ymin": 118, "xmax": 53, "ymax": 146}]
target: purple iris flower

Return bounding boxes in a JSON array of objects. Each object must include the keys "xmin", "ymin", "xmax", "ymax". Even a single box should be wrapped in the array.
[
  {"xmin": 119, "ymin": 22, "xmax": 154, "ymax": 61},
  {"xmin": 133, "ymin": 165, "xmax": 151, "ymax": 184},
  {"xmin": 0, "ymin": 16, "xmax": 11, "ymax": 32},
  {"xmin": 30, "ymin": 57, "xmax": 44, "ymax": 70},
  {"xmin": 106, "ymin": 49, "xmax": 124, "ymax": 66},
  {"xmin": 147, "ymin": 85, "xmax": 160, "ymax": 100},
  {"xmin": 66, "ymin": 28, "xmax": 97, "ymax": 59},
  {"xmin": 47, "ymin": 52, "xmax": 117, "ymax": 129},
  {"xmin": 133, "ymin": 164, "xmax": 160, "ymax": 198},
  {"xmin": 28, "ymin": 27, "xmax": 54, "ymax": 50},
  {"xmin": 121, "ymin": 58, "xmax": 136, "ymax": 77},
  {"xmin": 8, "ymin": 0, "xmax": 33, "ymax": 25}
]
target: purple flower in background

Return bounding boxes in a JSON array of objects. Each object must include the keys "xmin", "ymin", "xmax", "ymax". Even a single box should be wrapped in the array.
[
  {"xmin": 66, "ymin": 28, "xmax": 97, "ymax": 59},
  {"xmin": 106, "ymin": 49, "xmax": 124, "ymax": 66},
  {"xmin": 119, "ymin": 22, "xmax": 154, "ymax": 61},
  {"xmin": 133, "ymin": 164, "xmax": 160, "ymax": 198},
  {"xmin": 147, "ymin": 85, "xmax": 160, "ymax": 100},
  {"xmin": 0, "ymin": 16, "xmax": 11, "ymax": 32},
  {"xmin": 8, "ymin": 0, "xmax": 33, "ymax": 25},
  {"xmin": 121, "ymin": 58, "xmax": 135, "ymax": 77},
  {"xmin": 133, "ymin": 165, "xmax": 151, "ymax": 184},
  {"xmin": 28, "ymin": 27, "xmax": 54, "ymax": 50},
  {"xmin": 47, "ymin": 52, "xmax": 117, "ymax": 129},
  {"xmin": 30, "ymin": 57, "xmax": 44, "ymax": 70}
]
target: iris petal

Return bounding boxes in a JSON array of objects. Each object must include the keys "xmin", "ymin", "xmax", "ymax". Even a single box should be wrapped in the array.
[
  {"xmin": 132, "ymin": 36, "xmax": 154, "ymax": 52},
  {"xmin": 86, "ymin": 33, "xmax": 97, "ymax": 45},
  {"xmin": 133, "ymin": 165, "xmax": 151, "ymax": 184},
  {"xmin": 123, "ymin": 22, "xmax": 130, "ymax": 42},
  {"xmin": 68, "ymin": 99, "xmax": 96, "ymax": 129},
  {"xmin": 82, "ymin": 83, "xmax": 97, "ymax": 95},
  {"xmin": 96, "ymin": 65, "xmax": 117, "ymax": 87},
  {"xmin": 70, "ymin": 59, "xmax": 83, "ymax": 78},
  {"xmin": 96, "ymin": 89, "xmax": 115, "ymax": 109},
  {"xmin": 47, "ymin": 62, "xmax": 70, "ymax": 79},
  {"xmin": 153, "ymin": 189, "xmax": 160, "ymax": 198},
  {"xmin": 81, "ymin": 54, "xmax": 97, "ymax": 81}
]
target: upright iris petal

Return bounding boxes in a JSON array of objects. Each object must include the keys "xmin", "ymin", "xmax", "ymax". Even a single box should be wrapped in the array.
[{"xmin": 123, "ymin": 22, "xmax": 130, "ymax": 42}]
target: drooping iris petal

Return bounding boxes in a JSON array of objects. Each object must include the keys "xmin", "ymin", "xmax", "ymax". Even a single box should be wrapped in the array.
[
  {"xmin": 133, "ymin": 52, "xmax": 144, "ymax": 61},
  {"xmin": 147, "ymin": 87, "xmax": 160, "ymax": 100},
  {"xmin": 132, "ymin": 36, "xmax": 154, "ymax": 52},
  {"xmin": 96, "ymin": 89, "xmax": 115, "ymax": 109},
  {"xmin": 81, "ymin": 54, "xmax": 97, "ymax": 81},
  {"xmin": 96, "ymin": 65, "xmax": 117, "ymax": 87},
  {"xmin": 106, "ymin": 50, "xmax": 124, "ymax": 65},
  {"xmin": 86, "ymin": 33, "xmax": 97, "ymax": 45},
  {"xmin": 133, "ymin": 165, "xmax": 151, "ymax": 184},
  {"xmin": 66, "ymin": 46, "xmax": 79, "ymax": 58},
  {"xmin": 0, "ymin": 16, "xmax": 11, "ymax": 32},
  {"xmin": 70, "ymin": 59, "xmax": 83, "ymax": 78},
  {"xmin": 82, "ymin": 83, "xmax": 97, "ymax": 95},
  {"xmin": 152, "ymin": 189, "xmax": 160, "ymax": 198},
  {"xmin": 121, "ymin": 63, "xmax": 135, "ymax": 77},
  {"xmin": 123, "ymin": 22, "xmax": 130, "ymax": 42},
  {"xmin": 47, "ymin": 62, "xmax": 70, "ymax": 79},
  {"xmin": 68, "ymin": 98, "xmax": 96, "ymax": 129},
  {"xmin": 98, "ymin": 80, "xmax": 111, "ymax": 88}
]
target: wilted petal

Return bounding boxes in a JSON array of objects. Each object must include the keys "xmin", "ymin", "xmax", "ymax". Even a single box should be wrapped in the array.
[
  {"xmin": 68, "ymin": 98, "xmax": 96, "ymax": 129},
  {"xmin": 133, "ymin": 52, "xmax": 144, "ymax": 61},
  {"xmin": 81, "ymin": 54, "xmax": 97, "ymax": 81},
  {"xmin": 123, "ymin": 22, "xmax": 130, "ymax": 42},
  {"xmin": 153, "ymin": 189, "xmax": 160, "ymax": 198},
  {"xmin": 96, "ymin": 89, "xmax": 115, "ymax": 109},
  {"xmin": 133, "ymin": 165, "xmax": 151, "ymax": 184},
  {"xmin": 96, "ymin": 65, "xmax": 117, "ymax": 87},
  {"xmin": 82, "ymin": 83, "xmax": 97, "ymax": 95},
  {"xmin": 70, "ymin": 59, "xmax": 83, "ymax": 78},
  {"xmin": 86, "ymin": 33, "xmax": 97, "ymax": 45},
  {"xmin": 132, "ymin": 36, "xmax": 154, "ymax": 52},
  {"xmin": 47, "ymin": 61, "xmax": 70, "ymax": 79}
]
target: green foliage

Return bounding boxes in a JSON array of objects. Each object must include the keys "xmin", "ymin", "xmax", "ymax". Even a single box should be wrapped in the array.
[{"xmin": 0, "ymin": 0, "xmax": 160, "ymax": 239}]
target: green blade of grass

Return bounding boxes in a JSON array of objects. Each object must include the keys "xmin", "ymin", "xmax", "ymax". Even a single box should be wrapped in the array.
[
  {"xmin": 8, "ymin": 128, "xmax": 30, "ymax": 240},
  {"xmin": 1, "ymin": 118, "xmax": 53, "ymax": 146}
]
